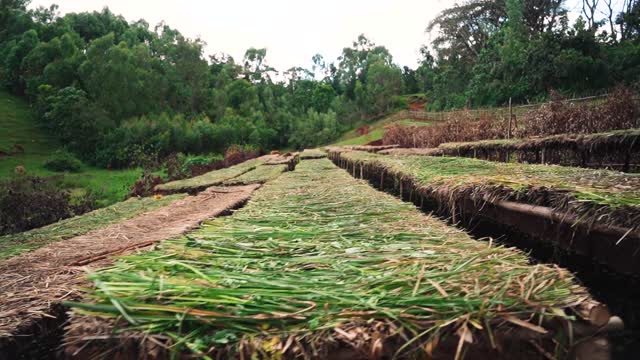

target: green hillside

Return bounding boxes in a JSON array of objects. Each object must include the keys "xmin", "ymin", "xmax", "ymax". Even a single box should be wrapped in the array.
[
  {"xmin": 332, "ymin": 113, "xmax": 433, "ymax": 146},
  {"xmin": 0, "ymin": 91, "xmax": 140, "ymax": 207}
]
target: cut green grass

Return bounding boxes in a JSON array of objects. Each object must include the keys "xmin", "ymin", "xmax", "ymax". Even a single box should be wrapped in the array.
[
  {"xmin": 338, "ymin": 151, "xmax": 640, "ymax": 229},
  {"xmin": 437, "ymin": 128, "xmax": 640, "ymax": 151},
  {"xmin": 0, "ymin": 194, "xmax": 185, "ymax": 259},
  {"xmin": 222, "ymin": 164, "xmax": 287, "ymax": 185},
  {"xmin": 72, "ymin": 158, "xmax": 586, "ymax": 357},
  {"xmin": 155, "ymin": 158, "xmax": 265, "ymax": 193},
  {"xmin": 397, "ymin": 119, "xmax": 433, "ymax": 127},
  {"xmin": 300, "ymin": 148, "xmax": 327, "ymax": 159}
]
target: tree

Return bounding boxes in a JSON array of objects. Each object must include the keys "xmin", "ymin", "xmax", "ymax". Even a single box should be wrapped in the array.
[
  {"xmin": 43, "ymin": 86, "xmax": 113, "ymax": 157},
  {"xmin": 243, "ymin": 48, "xmax": 276, "ymax": 83},
  {"xmin": 364, "ymin": 60, "xmax": 402, "ymax": 114},
  {"xmin": 79, "ymin": 33, "xmax": 166, "ymax": 121}
]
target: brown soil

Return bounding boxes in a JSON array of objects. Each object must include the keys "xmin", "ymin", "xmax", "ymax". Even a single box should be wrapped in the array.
[
  {"xmin": 0, "ymin": 184, "xmax": 260, "ymax": 343},
  {"xmin": 408, "ymin": 101, "xmax": 426, "ymax": 111}
]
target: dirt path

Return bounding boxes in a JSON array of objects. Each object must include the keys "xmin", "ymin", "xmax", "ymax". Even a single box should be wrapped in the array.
[{"xmin": 0, "ymin": 184, "xmax": 259, "ymax": 348}]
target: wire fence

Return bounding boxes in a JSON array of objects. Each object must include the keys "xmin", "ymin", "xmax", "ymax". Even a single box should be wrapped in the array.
[{"xmin": 404, "ymin": 94, "xmax": 630, "ymax": 123}]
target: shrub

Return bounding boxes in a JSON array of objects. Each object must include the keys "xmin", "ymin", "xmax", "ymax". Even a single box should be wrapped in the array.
[
  {"xmin": 223, "ymin": 144, "xmax": 260, "ymax": 167},
  {"xmin": 520, "ymin": 86, "xmax": 639, "ymax": 137},
  {"xmin": 129, "ymin": 172, "xmax": 165, "ymax": 198},
  {"xmin": 0, "ymin": 176, "xmax": 73, "ymax": 235},
  {"xmin": 44, "ymin": 151, "xmax": 83, "ymax": 172},
  {"xmin": 165, "ymin": 153, "xmax": 226, "ymax": 181}
]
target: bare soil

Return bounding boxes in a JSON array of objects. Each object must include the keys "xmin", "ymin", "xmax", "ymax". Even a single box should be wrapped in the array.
[{"xmin": 0, "ymin": 184, "xmax": 260, "ymax": 342}]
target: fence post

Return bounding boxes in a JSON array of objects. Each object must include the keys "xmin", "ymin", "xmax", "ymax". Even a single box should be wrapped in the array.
[{"xmin": 507, "ymin": 97, "xmax": 513, "ymax": 139}]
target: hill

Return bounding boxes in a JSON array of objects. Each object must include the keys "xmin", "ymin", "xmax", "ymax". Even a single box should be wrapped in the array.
[
  {"xmin": 0, "ymin": 91, "xmax": 140, "ymax": 207},
  {"xmin": 331, "ymin": 112, "xmax": 433, "ymax": 146}
]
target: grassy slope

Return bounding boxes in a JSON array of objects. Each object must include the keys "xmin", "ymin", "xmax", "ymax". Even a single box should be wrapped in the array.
[
  {"xmin": 331, "ymin": 113, "xmax": 432, "ymax": 146},
  {"xmin": 0, "ymin": 91, "xmax": 140, "ymax": 207}
]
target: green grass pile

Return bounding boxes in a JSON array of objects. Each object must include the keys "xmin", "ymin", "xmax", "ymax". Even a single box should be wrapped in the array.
[
  {"xmin": 155, "ymin": 158, "xmax": 264, "ymax": 193},
  {"xmin": 437, "ymin": 128, "xmax": 640, "ymax": 151},
  {"xmin": 338, "ymin": 151, "xmax": 640, "ymax": 229},
  {"xmin": 299, "ymin": 148, "xmax": 327, "ymax": 159},
  {"xmin": 72, "ymin": 159, "xmax": 586, "ymax": 357},
  {"xmin": 222, "ymin": 164, "xmax": 288, "ymax": 185},
  {"xmin": 0, "ymin": 194, "xmax": 185, "ymax": 259}
]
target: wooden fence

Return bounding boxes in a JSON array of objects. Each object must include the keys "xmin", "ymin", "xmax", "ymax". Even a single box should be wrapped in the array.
[{"xmin": 397, "ymin": 94, "xmax": 640, "ymax": 138}]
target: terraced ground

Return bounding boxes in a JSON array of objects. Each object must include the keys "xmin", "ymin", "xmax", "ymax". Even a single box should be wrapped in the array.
[{"xmin": 65, "ymin": 158, "xmax": 595, "ymax": 359}]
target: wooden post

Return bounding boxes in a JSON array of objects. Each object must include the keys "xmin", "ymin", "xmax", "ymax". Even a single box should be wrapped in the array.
[{"xmin": 507, "ymin": 97, "xmax": 513, "ymax": 139}]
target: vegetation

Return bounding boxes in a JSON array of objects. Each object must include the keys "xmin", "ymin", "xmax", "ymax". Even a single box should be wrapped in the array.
[
  {"xmin": 0, "ymin": 194, "xmax": 184, "ymax": 259},
  {"xmin": 0, "ymin": 90, "xmax": 143, "ymax": 208},
  {"xmin": 43, "ymin": 150, "xmax": 82, "ymax": 172},
  {"xmin": 2, "ymin": 0, "xmax": 634, "ymax": 165},
  {"xmin": 0, "ymin": 2, "xmax": 411, "ymax": 163},
  {"xmin": 0, "ymin": 175, "xmax": 75, "ymax": 235},
  {"xmin": 222, "ymin": 164, "xmax": 288, "ymax": 185},
  {"xmin": 338, "ymin": 151, "xmax": 640, "ymax": 229},
  {"xmin": 155, "ymin": 158, "xmax": 265, "ymax": 193},
  {"xmin": 72, "ymin": 159, "xmax": 586, "ymax": 357},
  {"xmin": 384, "ymin": 88, "xmax": 639, "ymax": 148},
  {"xmin": 419, "ymin": 0, "xmax": 640, "ymax": 109}
]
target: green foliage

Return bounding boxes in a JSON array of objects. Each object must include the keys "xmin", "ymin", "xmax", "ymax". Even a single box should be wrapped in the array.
[
  {"xmin": 0, "ymin": 90, "xmax": 140, "ymax": 210},
  {"xmin": 42, "ymin": 86, "xmax": 113, "ymax": 157},
  {"xmin": 1, "ymin": 0, "xmax": 639, "ymax": 162},
  {"xmin": 289, "ymin": 110, "xmax": 339, "ymax": 149},
  {"xmin": 43, "ymin": 150, "xmax": 83, "ymax": 172},
  {"xmin": 420, "ymin": 0, "xmax": 640, "ymax": 109}
]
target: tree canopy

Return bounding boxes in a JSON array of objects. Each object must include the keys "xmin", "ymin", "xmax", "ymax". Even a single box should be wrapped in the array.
[{"xmin": 0, "ymin": 0, "xmax": 638, "ymax": 166}]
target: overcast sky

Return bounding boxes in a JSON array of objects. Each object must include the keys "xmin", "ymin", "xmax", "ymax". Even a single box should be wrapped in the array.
[{"xmin": 29, "ymin": 0, "xmax": 589, "ymax": 72}]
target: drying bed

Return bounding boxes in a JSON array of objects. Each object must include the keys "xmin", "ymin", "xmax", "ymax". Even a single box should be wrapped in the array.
[
  {"xmin": 382, "ymin": 129, "xmax": 640, "ymax": 172},
  {"xmin": 330, "ymin": 150, "xmax": 640, "ymax": 275},
  {"xmin": 155, "ymin": 158, "xmax": 265, "ymax": 194},
  {"xmin": 66, "ymin": 159, "xmax": 600, "ymax": 359},
  {"xmin": 0, "ymin": 194, "xmax": 185, "ymax": 260},
  {"xmin": 222, "ymin": 164, "xmax": 288, "ymax": 185},
  {"xmin": 299, "ymin": 148, "xmax": 327, "ymax": 159}
]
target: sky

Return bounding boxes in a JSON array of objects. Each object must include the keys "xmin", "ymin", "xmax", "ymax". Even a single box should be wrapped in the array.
[
  {"xmin": 29, "ymin": 0, "xmax": 455, "ymax": 72},
  {"xmin": 28, "ymin": 0, "xmax": 594, "ymax": 73}
]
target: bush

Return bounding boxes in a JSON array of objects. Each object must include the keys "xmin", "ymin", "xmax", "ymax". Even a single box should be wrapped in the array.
[
  {"xmin": 223, "ymin": 145, "xmax": 260, "ymax": 168},
  {"xmin": 165, "ymin": 153, "xmax": 225, "ymax": 181},
  {"xmin": 129, "ymin": 172, "xmax": 164, "ymax": 197},
  {"xmin": 0, "ymin": 176, "xmax": 73, "ymax": 235},
  {"xmin": 44, "ymin": 151, "xmax": 83, "ymax": 172},
  {"xmin": 520, "ymin": 86, "xmax": 639, "ymax": 137}
]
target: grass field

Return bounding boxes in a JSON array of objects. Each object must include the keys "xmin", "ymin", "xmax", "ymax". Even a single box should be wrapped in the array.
[{"xmin": 0, "ymin": 91, "xmax": 141, "ymax": 207}]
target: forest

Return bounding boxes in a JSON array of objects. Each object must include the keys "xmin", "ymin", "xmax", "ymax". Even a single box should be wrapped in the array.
[{"xmin": 0, "ymin": 0, "xmax": 639, "ymax": 167}]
